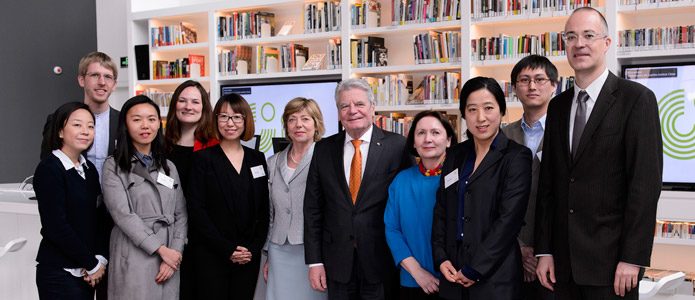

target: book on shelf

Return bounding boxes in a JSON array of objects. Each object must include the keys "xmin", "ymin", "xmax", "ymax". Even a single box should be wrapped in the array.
[
  {"xmin": 326, "ymin": 38, "xmax": 342, "ymax": 69},
  {"xmin": 351, "ymin": 36, "xmax": 386, "ymax": 68},
  {"xmin": 471, "ymin": 32, "xmax": 565, "ymax": 62},
  {"xmin": 375, "ymin": 113, "xmax": 413, "ymax": 136},
  {"xmin": 218, "ymin": 46, "xmax": 252, "ymax": 75},
  {"xmin": 413, "ymin": 31, "xmax": 461, "ymax": 64},
  {"xmin": 302, "ymin": 53, "xmax": 326, "ymax": 71},
  {"xmin": 151, "ymin": 22, "xmax": 198, "ymax": 47},
  {"xmin": 217, "ymin": 11, "xmax": 275, "ymax": 41},
  {"xmin": 351, "ymin": 0, "xmax": 381, "ymax": 28},
  {"xmin": 410, "ymin": 72, "xmax": 461, "ymax": 105},
  {"xmin": 152, "ymin": 58, "xmax": 189, "ymax": 79},
  {"xmin": 655, "ymin": 220, "xmax": 695, "ymax": 240},
  {"xmin": 499, "ymin": 76, "xmax": 575, "ymax": 103},
  {"xmin": 392, "ymin": 0, "xmax": 462, "ymax": 25},
  {"xmin": 280, "ymin": 44, "xmax": 309, "ymax": 71},
  {"xmin": 620, "ymin": 0, "xmax": 690, "ymax": 5},
  {"xmin": 362, "ymin": 74, "xmax": 413, "ymax": 106},
  {"xmin": 471, "ymin": 0, "xmax": 596, "ymax": 19},
  {"xmin": 305, "ymin": 1, "xmax": 341, "ymax": 33},
  {"xmin": 618, "ymin": 25, "xmax": 695, "ymax": 53},
  {"xmin": 255, "ymin": 46, "xmax": 280, "ymax": 73},
  {"xmin": 188, "ymin": 54, "xmax": 206, "ymax": 77},
  {"xmin": 140, "ymin": 88, "xmax": 174, "ymax": 110}
]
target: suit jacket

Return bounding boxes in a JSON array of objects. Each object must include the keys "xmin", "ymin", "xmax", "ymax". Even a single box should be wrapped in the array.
[
  {"xmin": 187, "ymin": 144, "xmax": 270, "ymax": 261},
  {"xmin": 304, "ymin": 126, "xmax": 413, "ymax": 284},
  {"xmin": 502, "ymin": 120, "xmax": 543, "ymax": 247},
  {"xmin": 432, "ymin": 132, "xmax": 532, "ymax": 300},
  {"xmin": 265, "ymin": 143, "xmax": 314, "ymax": 247},
  {"xmin": 535, "ymin": 72, "xmax": 663, "ymax": 286},
  {"xmin": 40, "ymin": 107, "xmax": 119, "ymax": 160}
]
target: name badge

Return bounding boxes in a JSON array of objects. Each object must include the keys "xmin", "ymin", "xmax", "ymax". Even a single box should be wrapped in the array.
[
  {"xmin": 157, "ymin": 172, "xmax": 175, "ymax": 189},
  {"xmin": 251, "ymin": 165, "xmax": 266, "ymax": 179},
  {"xmin": 444, "ymin": 169, "xmax": 459, "ymax": 189}
]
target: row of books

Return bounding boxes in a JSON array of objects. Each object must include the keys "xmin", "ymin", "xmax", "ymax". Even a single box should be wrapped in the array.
[
  {"xmin": 217, "ymin": 46, "xmax": 252, "ymax": 75},
  {"xmin": 620, "ymin": 0, "xmax": 691, "ymax": 5},
  {"xmin": 471, "ymin": 0, "xmax": 596, "ymax": 19},
  {"xmin": 655, "ymin": 220, "xmax": 695, "ymax": 239},
  {"xmin": 150, "ymin": 23, "xmax": 197, "ymax": 47},
  {"xmin": 617, "ymin": 25, "xmax": 695, "ymax": 52},
  {"xmin": 501, "ymin": 76, "xmax": 575, "ymax": 103},
  {"xmin": 375, "ymin": 112, "xmax": 460, "ymax": 137},
  {"xmin": 140, "ymin": 89, "xmax": 174, "ymax": 110},
  {"xmin": 217, "ymin": 11, "xmax": 275, "ymax": 41},
  {"xmin": 410, "ymin": 72, "xmax": 461, "ymax": 105},
  {"xmin": 305, "ymin": 1, "xmax": 341, "ymax": 33},
  {"xmin": 414, "ymin": 31, "xmax": 461, "ymax": 64},
  {"xmin": 351, "ymin": 0, "xmax": 381, "ymax": 28},
  {"xmin": 279, "ymin": 44, "xmax": 310, "ymax": 72},
  {"xmin": 392, "ymin": 0, "xmax": 461, "ymax": 25},
  {"xmin": 152, "ymin": 55, "xmax": 206, "ymax": 80},
  {"xmin": 350, "ymin": 37, "xmax": 387, "ymax": 68},
  {"xmin": 327, "ymin": 38, "xmax": 342, "ymax": 69},
  {"xmin": 363, "ymin": 74, "xmax": 413, "ymax": 106},
  {"xmin": 471, "ymin": 32, "xmax": 566, "ymax": 62}
]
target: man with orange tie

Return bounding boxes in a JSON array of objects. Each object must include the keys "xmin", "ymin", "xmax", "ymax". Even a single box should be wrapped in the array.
[{"xmin": 304, "ymin": 78, "xmax": 413, "ymax": 300}]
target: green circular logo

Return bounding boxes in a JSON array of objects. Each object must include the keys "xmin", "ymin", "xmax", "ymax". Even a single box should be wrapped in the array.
[
  {"xmin": 659, "ymin": 89, "xmax": 695, "ymax": 160},
  {"xmin": 261, "ymin": 102, "xmax": 275, "ymax": 122}
]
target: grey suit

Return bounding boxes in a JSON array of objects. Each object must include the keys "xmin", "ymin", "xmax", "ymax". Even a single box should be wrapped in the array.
[
  {"xmin": 101, "ymin": 157, "xmax": 187, "ymax": 300},
  {"xmin": 502, "ymin": 120, "xmax": 542, "ymax": 247},
  {"xmin": 266, "ymin": 143, "xmax": 314, "ymax": 246}
]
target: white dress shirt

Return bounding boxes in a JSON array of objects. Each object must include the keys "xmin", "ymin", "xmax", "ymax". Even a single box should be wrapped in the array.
[
  {"xmin": 568, "ymin": 68, "xmax": 609, "ymax": 150},
  {"xmin": 86, "ymin": 109, "xmax": 110, "ymax": 180},
  {"xmin": 343, "ymin": 125, "xmax": 373, "ymax": 185}
]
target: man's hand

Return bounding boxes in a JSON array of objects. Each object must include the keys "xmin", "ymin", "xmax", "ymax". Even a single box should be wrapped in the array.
[
  {"xmin": 308, "ymin": 265, "xmax": 327, "ymax": 292},
  {"xmin": 439, "ymin": 260, "xmax": 458, "ymax": 283},
  {"xmin": 521, "ymin": 246, "xmax": 538, "ymax": 282},
  {"xmin": 614, "ymin": 262, "xmax": 639, "ymax": 297},
  {"xmin": 455, "ymin": 270, "xmax": 476, "ymax": 287},
  {"xmin": 83, "ymin": 264, "xmax": 106, "ymax": 287},
  {"xmin": 536, "ymin": 256, "xmax": 556, "ymax": 291}
]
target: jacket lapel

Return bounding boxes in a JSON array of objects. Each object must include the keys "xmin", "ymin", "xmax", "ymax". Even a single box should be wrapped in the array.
[
  {"xmin": 557, "ymin": 89, "xmax": 574, "ymax": 168},
  {"xmin": 332, "ymin": 132, "xmax": 351, "ymax": 203},
  {"xmin": 573, "ymin": 72, "xmax": 618, "ymax": 163},
  {"xmin": 287, "ymin": 143, "xmax": 315, "ymax": 184},
  {"xmin": 211, "ymin": 146, "xmax": 237, "ymax": 214},
  {"xmin": 467, "ymin": 132, "xmax": 508, "ymax": 186},
  {"xmin": 130, "ymin": 160, "xmax": 164, "ymax": 211},
  {"xmin": 356, "ymin": 127, "xmax": 385, "ymax": 206}
]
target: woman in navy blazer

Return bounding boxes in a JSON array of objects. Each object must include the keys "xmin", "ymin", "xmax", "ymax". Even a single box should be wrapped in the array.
[
  {"xmin": 187, "ymin": 93, "xmax": 269, "ymax": 299},
  {"xmin": 34, "ymin": 102, "xmax": 109, "ymax": 299},
  {"xmin": 432, "ymin": 77, "xmax": 532, "ymax": 300}
]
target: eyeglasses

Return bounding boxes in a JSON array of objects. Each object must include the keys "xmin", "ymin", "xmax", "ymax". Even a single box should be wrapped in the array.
[
  {"xmin": 562, "ymin": 31, "xmax": 607, "ymax": 45},
  {"xmin": 217, "ymin": 113, "xmax": 245, "ymax": 124},
  {"xmin": 84, "ymin": 72, "xmax": 116, "ymax": 84},
  {"xmin": 516, "ymin": 78, "xmax": 551, "ymax": 86}
]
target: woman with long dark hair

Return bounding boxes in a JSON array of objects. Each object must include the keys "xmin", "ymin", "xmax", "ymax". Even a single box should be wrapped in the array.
[
  {"xmin": 101, "ymin": 95, "xmax": 187, "ymax": 299},
  {"xmin": 34, "ymin": 102, "xmax": 109, "ymax": 299}
]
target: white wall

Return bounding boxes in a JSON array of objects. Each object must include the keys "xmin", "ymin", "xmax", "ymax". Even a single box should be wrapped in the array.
[{"xmin": 96, "ymin": 0, "xmax": 129, "ymax": 111}]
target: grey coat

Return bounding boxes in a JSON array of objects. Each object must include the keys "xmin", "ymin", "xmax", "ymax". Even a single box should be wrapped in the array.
[
  {"xmin": 101, "ymin": 157, "xmax": 187, "ymax": 300},
  {"xmin": 265, "ymin": 143, "xmax": 314, "ymax": 248}
]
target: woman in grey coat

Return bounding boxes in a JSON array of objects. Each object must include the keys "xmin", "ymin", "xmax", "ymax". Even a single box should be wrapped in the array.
[
  {"xmin": 102, "ymin": 95, "xmax": 187, "ymax": 300},
  {"xmin": 261, "ymin": 97, "xmax": 327, "ymax": 300}
]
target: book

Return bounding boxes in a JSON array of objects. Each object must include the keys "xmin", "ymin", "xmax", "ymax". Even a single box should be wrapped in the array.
[
  {"xmin": 188, "ymin": 54, "xmax": 205, "ymax": 77},
  {"xmin": 302, "ymin": 53, "xmax": 326, "ymax": 70}
]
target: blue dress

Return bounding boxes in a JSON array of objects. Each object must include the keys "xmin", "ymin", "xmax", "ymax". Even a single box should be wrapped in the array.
[{"xmin": 384, "ymin": 165, "xmax": 441, "ymax": 287}]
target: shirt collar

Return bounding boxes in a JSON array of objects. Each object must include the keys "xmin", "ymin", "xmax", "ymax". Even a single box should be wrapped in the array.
[
  {"xmin": 52, "ymin": 149, "xmax": 88, "ymax": 171},
  {"xmin": 521, "ymin": 114, "xmax": 546, "ymax": 131},
  {"xmin": 344, "ymin": 124, "xmax": 373, "ymax": 145},
  {"xmin": 574, "ymin": 68, "xmax": 609, "ymax": 102},
  {"xmin": 134, "ymin": 151, "xmax": 154, "ymax": 168}
]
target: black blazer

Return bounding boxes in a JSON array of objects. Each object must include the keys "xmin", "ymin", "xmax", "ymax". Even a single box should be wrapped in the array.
[
  {"xmin": 432, "ymin": 132, "xmax": 531, "ymax": 300},
  {"xmin": 304, "ymin": 126, "xmax": 413, "ymax": 284},
  {"xmin": 535, "ymin": 72, "xmax": 663, "ymax": 286},
  {"xmin": 33, "ymin": 154, "xmax": 110, "ymax": 270},
  {"xmin": 186, "ymin": 144, "xmax": 270, "ymax": 260},
  {"xmin": 40, "ymin": 107, "xmax": 120, "ymax": 160}
]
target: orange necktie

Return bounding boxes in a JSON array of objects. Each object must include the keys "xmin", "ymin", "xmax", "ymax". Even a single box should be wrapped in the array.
[{"xmin": 349, "ymin": 140, "xmax": 362, "ymax": 204}]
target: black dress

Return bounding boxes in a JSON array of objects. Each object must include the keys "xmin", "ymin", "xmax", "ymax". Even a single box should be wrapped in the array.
[
  {"xmin": 168, "ymin": 144, "xmax": 194, "ymax": 193},
  {"xmin": 186, "ymin": 145, "xmax": 270, "ymax": 299}
]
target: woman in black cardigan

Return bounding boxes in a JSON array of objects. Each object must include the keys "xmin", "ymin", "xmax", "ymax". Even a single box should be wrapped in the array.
[
  {"xmin": 34, "ymin": 102, "xmax": 110, "ymax": 299},
  {"xmin": 186, "ymin": 93, "xmax": 269, "ymax": 299}
]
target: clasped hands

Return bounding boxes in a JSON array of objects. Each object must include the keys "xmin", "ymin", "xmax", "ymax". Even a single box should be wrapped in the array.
[
  {"xmin": 156, "ymin": 245, "xmax": 182, "ymax": 284},
  {"xmin": 82, "ymin": 264, "xmax": 106, "ymax": 287},
  {"xmin": 230, "ymin": 246, "xmax": 252, "ymax": 264},
  {"xmin": 440, "ymin": 260, "xmax": 476, "ymax": 287}
]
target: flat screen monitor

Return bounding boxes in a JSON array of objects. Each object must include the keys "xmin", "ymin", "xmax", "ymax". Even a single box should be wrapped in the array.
[
  {"xmin": 221, "ymin": 80, "xmax": 340, "ymax": 157},
  {"xmin": 622, "ymin": 62, "xmax": 695, "ymax": 191}
]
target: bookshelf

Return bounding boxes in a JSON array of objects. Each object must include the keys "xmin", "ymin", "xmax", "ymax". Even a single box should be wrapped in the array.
[{"xmin": 126, "ymin": 0, "xmax": 694, "ymax": 137}]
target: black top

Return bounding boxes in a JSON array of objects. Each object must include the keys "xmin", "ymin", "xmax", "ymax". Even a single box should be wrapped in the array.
[
  {"xmin": 33, "ymin": 155, "xmax": 110, "ymax": 269},
  {"xmin": 168, "ymin": 144, "xmax": 194, "ymax": 194}
]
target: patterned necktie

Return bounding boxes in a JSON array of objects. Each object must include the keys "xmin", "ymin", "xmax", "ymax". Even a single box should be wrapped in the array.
[
  {"xmin": 349, "ymin": 140, "xmax": 362, "ymax": 204},
  {"xmin": 572, "ymin": 90, "xmax": 589, "ymax": 159}
]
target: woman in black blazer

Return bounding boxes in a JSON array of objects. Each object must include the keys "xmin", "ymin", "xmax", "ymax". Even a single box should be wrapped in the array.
[
  {"xmin": 187, "ymin": 93, "xmax": 269, "ymax": 299},
  {"xmin": 432, "ymin": 77, "xmax": 532, "ymax": 300},
  {"xmin": 34, "ymin": 102, "xmax": 109, "ymax": 299}
]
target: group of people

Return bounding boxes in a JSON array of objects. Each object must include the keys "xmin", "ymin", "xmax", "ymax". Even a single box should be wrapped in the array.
[{"xmin": 33, "ymin": 7, "xmax": 663, "ymax": 300}]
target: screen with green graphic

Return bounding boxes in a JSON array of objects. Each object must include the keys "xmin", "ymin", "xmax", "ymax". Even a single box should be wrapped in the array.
[
  {"xmin": 221, "ymin": 80, "xmax": 340, "ymax": 157},
  {"xmin": 623, "ymin": 63, "xmax": 695, "ymax": 189}
]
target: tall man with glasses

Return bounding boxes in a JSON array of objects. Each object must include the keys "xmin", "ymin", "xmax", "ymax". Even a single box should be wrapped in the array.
[
  {"xmin": 534, "ymin": 7, "xmax": 663, "ymax": 300},
  {"xmin": 502, "ymin": 54, "xmax": 558, "ymax": 300},
  {"xmin": 39, "ymin": 51, "xmax": 119, "ymax": 300}
]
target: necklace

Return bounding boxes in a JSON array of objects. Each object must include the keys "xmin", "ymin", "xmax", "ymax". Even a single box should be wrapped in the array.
[{"xmin": 288, "ymin": 148, "xmax": 301, "ymax": 164}]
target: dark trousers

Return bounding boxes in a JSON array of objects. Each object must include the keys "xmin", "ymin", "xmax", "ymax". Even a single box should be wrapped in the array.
[
  {"xmin": 327, "ymin": 250, "xmax": 395, "ymax": 300},
  {"xmin": 179, "ymin": 245, "xmax": 195, "ymax": 299},
  {"xmin": 554, "ymin": 273, "xmax": 641, "ymax": 300},
  {"xmin": 522, "ymin": 279, "xmax": 555, "ymax": 300},
  {"xmin": 95, "ymin": 273, "xmax": 108, "ymax": 300},
  {"xmin": 399, "ymin": 286, "xmax": 443, "ymax": 300},
  {"xmin": 36, "ymin": 264, "xmax": 93, "ymax": 300}
]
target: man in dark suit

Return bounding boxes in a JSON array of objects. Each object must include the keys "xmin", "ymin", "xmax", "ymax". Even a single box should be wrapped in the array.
[
  {"xmin": 39, "ymin": 51, "xmax": 119, "ymax": 300},
  {"xmin": 304, "ymin": 78, "xmax": 413, "ymax": 299},
  {"xmin": 40, "ymin": 51, "xmax": 120, "ymax": 179},
  {"xmin": 535, "ymin": 7, "xmax": 663, "ymax": 300},
  {"xmin": 502, "ymin": 54, "xmax": 558, "ymax": 300}
]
